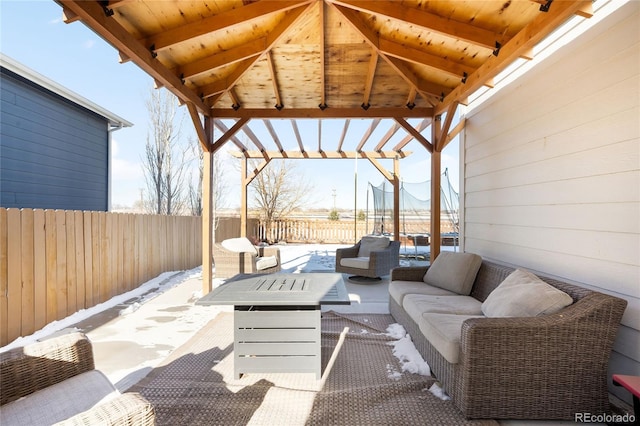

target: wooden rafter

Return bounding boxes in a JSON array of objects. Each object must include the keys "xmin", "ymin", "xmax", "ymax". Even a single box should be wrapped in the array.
[
  {"xmin": 436, "ymin": 0, "xmax": 592, "ymax": 115},
  {"xmin": 290, "ymin": 119, "xmax": 305, "ymax": 152},
  {"xmin": 362, "ymin": 52, "xmax": 378, "ymax": 108},
  {"xmin": 336, "ymin": 119, "xmax": 350, "ymax": 152},
  {"xmin": 240, "ymin": 124, "xmax": 270, "ymax": 161},
  {"xmin": 142, "ymin": 0, "xmax": 312, "ymax": 53},
  {"xmin": 392, "ymin": 118, "xmax": 431, "ymax": 151},
  {"xmin": 355, "ymin": 118, "xmax": 381, "ymax": 152},
  {"xmin": 213, "ymin": 119, "xmax": 248, "ymax": 153},
  {"xmin": 263, "ymin": 120, "xmax": 285, "ymax": 152},
  {"xmin": 318, "ymin": 0, "xmax": 327, "ymax": 109},
  {"xmin": 331, "ymin": 4, "xmax": 451, "ymax": 100},
  {"xmin": 229, "ymin": 150, "xmax": 412, "ymax": 160},
  {"xmin": 394, "ymin": 118, "xmax": 433, "ymax": 153},
  {"xmin": 374, "ymin": 122, "xmax": 401, "ymax": 152},
  {"xmin": 266, "ymin": 51, "xmax": 283, "ymax": 109},
  {"xmin": 201, "ymin": 3, "xmax": 314, "ymax": 105},
  {"xmin": 328, "ymin": 0, "xmax": 504, "ymax": 50},
  {"xmin": 175, "ymin": 38, "xmax": 264, "ymax": 81},
  {"xmin": 59, "ymin": 0, "xmax": 209, "ymax": 113}
]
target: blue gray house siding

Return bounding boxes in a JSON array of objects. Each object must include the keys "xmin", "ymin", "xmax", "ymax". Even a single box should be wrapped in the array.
[{"xmin": 1, "ymin": 66, "xmax": 109, "ymax": 211}]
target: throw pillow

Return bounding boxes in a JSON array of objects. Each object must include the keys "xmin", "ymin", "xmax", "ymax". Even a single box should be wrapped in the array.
[
  {"xmin": 423, "ymin": 251, "xmax": 482, "ymax": 295},
  {"xmin": 481, "ymin": 268, "xmax": 573, "ymax": 317},
  {"xmin": 357, "ymin": 235, "xmax": 390, "ymax": 257}
]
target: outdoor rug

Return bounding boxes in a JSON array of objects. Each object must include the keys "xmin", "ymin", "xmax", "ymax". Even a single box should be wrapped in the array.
[{"xmin": 128, "ymin": 311, "xmax": 497, "ymax": 425}]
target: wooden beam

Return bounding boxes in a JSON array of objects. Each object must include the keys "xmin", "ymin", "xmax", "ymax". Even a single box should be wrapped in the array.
[
  {"xmin": 59, "ymin": 0, "xmax": 209, "ymax": 113},
  {"xmin": 290, "ymin": 120, "xmax": 305, "ymax": 152},
  {"xmin": 442, "ymin": 118, "xmax": 466, "ymax": 150},
  {"xmin": 355, "ymin": 119, "xmax": 380, "ymax": 152},
  {"xmin": 362, "ymin": 51, "xmax": 378, "ymax": 108},
  {"xmin": 212, "ymin": 118, "xmax": 250, "ymax": 153},
  {"xmin": 318, "ymin": 0, "xmax": 327, "ymax": 109},
  {"xmin": 202, "ymin": 118, "xmax": 214, "ymax": 293},
  {"xmin": 241, "ymin": 124, "xmax": 270, "ymax": 161},
  {"xmin": 266, "ymin": 51, "xmax": 283, "ymax": 109},
  {"xmin": 379, "ymin": 38, "xmax": 475, "ymax": 81},
  {"xmin": 175, "ymin": 38, "xmax": 264, "ymax": 80},
  {"xmin": 186, "ymin": 103, "xmax": 211, "ymax": 152},
  {"xmin": 374, "ymin": 122, "xmax": 400, "ymax": 152},
  {"xmin": 211, "ymin": 107, "xmax": 433, "ymax": 119},
  {"xmin": 246, "ymin": 159, "xmax": 270, "ymax": 185},
  {"xmin": 228, "ymin": 150, "xmax": 412, "ymax": 159},
  {"xmin": 328, "ymin": 0, "xmax": 503, "ymax": 50},
  {"xmin": 437, "ymin": 102, "xmax": 458, "ymax": 151},
  {"xmin": 392, "ymin": 118, "xmax": 431, "ymax": 151},
  {"xmin": 201, "ymin": 3, "xmax": 314, "ymax": 102},
  {"xmin": 366, "ymin": 157, "xmax": 393, "ymax": 181},
  {"xmin": 263, "ymin": 120, "xmax": 285, "ymax": 152},
  {"xmin": 142, "ymin": 0, "xmax": 313, "ymax": 53},
  {"xmin": 436, "ymin": 0, "xmax": 593, "ymax": 115},
  {"xmin": 330, "ymin": 4, "xmax": 452, "ymax": 99},
  {"xmin": 395, "ymin": 117, "xmax": 433, "ymax": 153},
  {"xmin": 336, "ymin": 119, "xmax": 350, "ymax": 152},
  {"xmin": 213, "ymin": 120, "xmax": 248, "ymax": 153}
]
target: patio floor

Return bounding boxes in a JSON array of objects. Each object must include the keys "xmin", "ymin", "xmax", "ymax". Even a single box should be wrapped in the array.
[{"xmin": 63, "ymin": 244, "xmax": 605, "ymax": 425}]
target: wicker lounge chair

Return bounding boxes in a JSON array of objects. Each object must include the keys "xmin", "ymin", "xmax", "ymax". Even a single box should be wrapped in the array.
[
  {"xmin": 336, "ymin": 235, "xmax": 400, "ymax": 280},
  {"xmin": 0, "ymin": 332, "xmax": 155, "ymax": 425}
]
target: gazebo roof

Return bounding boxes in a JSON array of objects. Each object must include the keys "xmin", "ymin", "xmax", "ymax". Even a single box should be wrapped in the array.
[{"xmin": 57, "ymin": 0, "xmax": 592, "ymax": 128}]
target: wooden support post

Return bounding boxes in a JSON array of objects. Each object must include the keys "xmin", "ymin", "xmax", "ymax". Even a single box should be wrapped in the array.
[
  {"xmin": 241, "ymin": 157, "xmax": 248, "ymax": 238},
  {"xmin": 393, "ymin": 156, "xmax": 400, "ymax": 241},
  {"xmin": 430, "ymin": 117, "xmax": 442, "ymax": 262},
  {"xmin": 202, "ymin": 118, "xmax": 214, "ymax": 295}
]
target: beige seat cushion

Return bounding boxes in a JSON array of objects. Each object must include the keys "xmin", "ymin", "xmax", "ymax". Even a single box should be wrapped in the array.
[
  {"xmin": 256, "ymin": 255, "xmax": 278, "ymax": 271},
  {"xmin": 418, "ymin": 313, "xmax": 484, "ymax": 364},
  {"xmin": 357, "ymin": 235, "xmax": 390, "ymax": 257},
  {"xmin": 340, "ymin": 257, "xmax": 370, "ymax": 270},
  {"xmin": 482, "ymin": 268, "xmax": 573, "ymax": 317},
  {"xmin": 221, "ymin": 237, "xmax": 258, "ymax": 256},
  {"xmin": 388, "ymin": 281, "xmax": 457, "ymax": 305},
  {"xmin": 403, "ymin": 294, "xmax": 482, "ymax": 324},
  {"xmin": 423, "ymin": 251, "xmax": 482, "ymax": 295},
  {"xmin": 0, "ymin": 370, "xmax": 119, "ymax": 426}
]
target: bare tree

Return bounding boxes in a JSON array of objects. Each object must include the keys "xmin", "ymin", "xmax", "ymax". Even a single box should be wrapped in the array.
[
  {"xmin": 249, "ymin": 160, "xmax": 313, "ymax": 242},
  {"xmin": 188, "ymin": 143, "xmax": 229, "ymax": 216},
  {"xmin": 142, "ymin": 88, "xmax": 188, "ymax": 215}
]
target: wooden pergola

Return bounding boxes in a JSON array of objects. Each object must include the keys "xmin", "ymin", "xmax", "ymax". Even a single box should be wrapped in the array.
[{"xmin": 56, "ymin": 0, "xmax": 593, "ymax": 294}]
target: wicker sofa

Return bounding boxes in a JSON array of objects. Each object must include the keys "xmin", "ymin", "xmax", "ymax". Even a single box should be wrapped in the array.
[
  {"xmin": 389, "ymin": 254, "xmax": 627, "ymax": 420},
  {"xmin": 0, "ymin": 332, "xmax": 155, "ymax": 425}
]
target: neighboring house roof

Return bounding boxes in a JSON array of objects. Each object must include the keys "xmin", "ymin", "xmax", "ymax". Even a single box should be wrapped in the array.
[{"xmin": 0, "ymin": 53, "xmax": 133, "ymax": 129}]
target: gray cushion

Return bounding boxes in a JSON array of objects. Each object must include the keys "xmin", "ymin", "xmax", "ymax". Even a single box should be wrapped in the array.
[
  {"xmin": 481, "ymin": 268, "xmax": 573, "ymax": 317},
  {"xmin": 340, "ymin": 257, "xmax": 370, "ymax": 269},
  {"xmin": 388, "ymin": 281, "xmax": 457, "ymax": 305},
  {"xmin": 418, "ymin": 313, "xmax": 484, "ymax": 364},
  {"xmin": 423, "ymin": 251, "xmax": 482, "ymax": 295},
  {"xmin": 0, "ymin": 370, "xmax": 119, "ymax": 426},
  {"xmin": 403, "ymin": 294, "xmax": 482, "ymax": 324},
  {"xmin": 357, "ymin": 235, "xmax": 390, "ymax": 257}
]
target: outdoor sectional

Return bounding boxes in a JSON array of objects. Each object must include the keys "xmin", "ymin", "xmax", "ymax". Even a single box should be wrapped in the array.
[
  {"xmin": 0, "ymin": 332, "xmax": 155, "ymax": 425},
  {"xmin": 389, "ymin": 252, "xmax": 628, "ymax": 420}
]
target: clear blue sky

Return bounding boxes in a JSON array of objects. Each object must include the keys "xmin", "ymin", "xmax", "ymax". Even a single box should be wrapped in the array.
[{"xmin": 0, "ymin": 1, "xmax": 460, "ymax": 211}]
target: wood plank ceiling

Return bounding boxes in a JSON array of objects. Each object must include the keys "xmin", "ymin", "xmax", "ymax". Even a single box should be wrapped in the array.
[{"xmin": 56, "ymin": 0, "xmax": 593, "ymax": 157}]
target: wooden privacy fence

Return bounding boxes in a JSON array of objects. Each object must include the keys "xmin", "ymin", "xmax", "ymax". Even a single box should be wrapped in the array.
[{"xmin": 0, "ymin": 209, "xmax": 202, "ymax": 347}]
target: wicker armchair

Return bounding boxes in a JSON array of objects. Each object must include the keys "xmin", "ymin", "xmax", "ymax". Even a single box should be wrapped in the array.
[
  {"xmin": 214, "ymin": 237, "xmax": 281, "ymax": 279},
  {"xmin": 336, "ymin": 236, "xmax": 400, "ymax": 279},
  {"xmin": 0, "ymin": 332, "xmax": 155, "ymax": 426}
]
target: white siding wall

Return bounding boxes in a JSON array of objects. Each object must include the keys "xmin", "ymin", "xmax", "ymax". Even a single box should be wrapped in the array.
[{"xmin": 462, "ymin": 1, "xmax": 639, "ymax": 404}]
